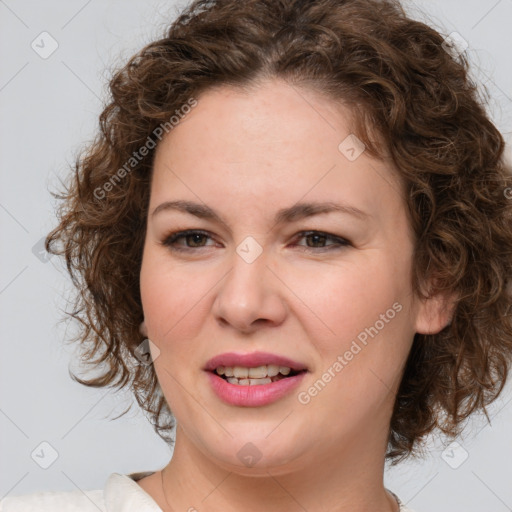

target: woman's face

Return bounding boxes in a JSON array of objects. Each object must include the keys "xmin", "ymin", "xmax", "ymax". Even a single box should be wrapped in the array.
[{"xmin": 140, "ymin": 79, "xmax": 447, "ymax": 474}]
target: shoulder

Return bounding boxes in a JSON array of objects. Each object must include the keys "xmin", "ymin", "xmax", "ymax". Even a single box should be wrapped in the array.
[
  {"xmin": 0, "ymin": 489, "xmax": 105, "ymax": 511},
  {"xmin": 0, "ymin": 471, "xmax": 161, "ymax": 512}
]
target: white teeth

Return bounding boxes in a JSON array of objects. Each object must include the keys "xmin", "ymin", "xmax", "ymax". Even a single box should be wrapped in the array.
[
  {"xmin": 248, "ymin": 366, "xmax": 267, "ymax": 378},
  {"xmin": 233, "ymin": 367, "xmax": 249, "ymax": 378},
  {"xmin": 215, "ymin": 364, "xmax": 296, "ymax": 384},
  {"xmin": 253, "ymin": 378, "xmax": 271, "ymax": 385},
  {"xmin": 215, "ymin": 365, "xmax": 293, "ymax": 378},
  {"xmin": 226, "ymin": 377, "xmax": 272, "ymax": 386},
  {"xmin": 267, "ymin": 364, "xmax": 280, "ymax": 377}
]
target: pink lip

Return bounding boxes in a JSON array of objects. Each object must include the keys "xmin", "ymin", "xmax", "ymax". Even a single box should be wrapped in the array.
[
  {"xmin": 206, "ymin": 371, "xmax": 307, "ymax": 407},
  {"xmin": 204, "ymin": 351, "xmax": 307, "ymax": 372},
  {"xmin": 204, "ymin": 351, "xmax": 308, "ymax": 407}
]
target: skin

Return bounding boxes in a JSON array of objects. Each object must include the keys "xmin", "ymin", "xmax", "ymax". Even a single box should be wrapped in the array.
[{"xmin": 137, "ymin": 78, "xmax": 453, "ymax": 512}]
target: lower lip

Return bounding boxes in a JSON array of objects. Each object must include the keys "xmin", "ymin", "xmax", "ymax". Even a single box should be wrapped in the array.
[{"xmin": 206, "ymin": 371, "xmax": 307, "ymax": 407}]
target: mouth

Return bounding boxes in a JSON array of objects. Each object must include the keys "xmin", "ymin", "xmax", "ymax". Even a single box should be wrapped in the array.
[{"xmin": 204, "ymin": 351, "xmax": 308, "ymax": 404}]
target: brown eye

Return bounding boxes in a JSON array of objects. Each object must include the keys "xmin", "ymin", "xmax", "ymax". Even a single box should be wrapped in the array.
[
  {"xmin": 293, "ymin": 231, "xmax": 350, "ymax": 251},
  {"xmin": 161, "ymin": 230, "xmax": 215, "ymax": 251}
]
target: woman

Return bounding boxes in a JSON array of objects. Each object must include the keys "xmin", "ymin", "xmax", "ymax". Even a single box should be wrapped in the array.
[{"xmin": 2, "ymin": 0, "xmax": 511, "ymax": 510}]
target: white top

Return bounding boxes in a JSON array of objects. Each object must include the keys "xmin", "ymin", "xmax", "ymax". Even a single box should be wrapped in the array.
[
  {"xmin": 0, "ymin": 471, "xmax": 160, "ymax": 512},
  {"xmin": 0, "ymin": 471, "xmax": 417, "ymax": 511}
]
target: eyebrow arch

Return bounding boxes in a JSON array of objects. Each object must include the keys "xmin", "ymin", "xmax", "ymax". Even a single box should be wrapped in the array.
[{"xmin": 151, "ymin": 200, "xmax": 370, "ymax": 226}]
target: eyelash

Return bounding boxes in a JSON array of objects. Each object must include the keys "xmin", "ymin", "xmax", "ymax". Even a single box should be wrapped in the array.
[{"xmin": 160, "ymin": 229, "xmax": 351, "ymax": 253}]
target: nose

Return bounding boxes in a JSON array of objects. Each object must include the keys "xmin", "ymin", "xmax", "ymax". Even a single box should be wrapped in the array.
[{"xmin": 211, "ymin": 244, "xmax": 287, "ymax": 334}]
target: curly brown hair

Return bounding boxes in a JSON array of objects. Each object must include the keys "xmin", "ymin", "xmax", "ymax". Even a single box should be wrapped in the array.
[{"xmin": 46, "ymin": 0, "xmax": 512, "ymax": 463}]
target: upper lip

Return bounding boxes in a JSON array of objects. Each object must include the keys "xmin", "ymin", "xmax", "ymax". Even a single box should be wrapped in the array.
[{"xmin": 204, "ymin": 351, "xmax": 308, "ymax": 372}]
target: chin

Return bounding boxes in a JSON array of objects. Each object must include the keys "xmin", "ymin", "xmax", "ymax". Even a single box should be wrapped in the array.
[{"xmin": 199, "ymin": 434, "xmax": 309, "ymax": 475}]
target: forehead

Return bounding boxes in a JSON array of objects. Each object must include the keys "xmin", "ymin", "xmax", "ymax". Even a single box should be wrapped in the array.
[
  {"xmin": 150, "ymin": 80, "xmax": 404, "ymax": 226},
  {"xmin": 155, "ymin": 80, "xmax": 359, "ymax": 167}
]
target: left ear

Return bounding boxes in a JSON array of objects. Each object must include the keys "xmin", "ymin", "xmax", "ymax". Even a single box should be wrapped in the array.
[
  {"xmin": 413, "ymin": 288, "xmax": 458, "ymax": 335},
  {"xmin": 139, "ymin": 320, "xmax": 148, "ymax": 337}
]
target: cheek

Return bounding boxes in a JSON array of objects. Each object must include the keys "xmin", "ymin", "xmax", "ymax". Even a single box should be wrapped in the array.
[
  {"xmin": 139, "ymin": 251, "xmax": 212, "ymax": 345},
  {"xmin": 139, "ymin": 254, "xmax": 211, "ymax": 413},
  {"xmin": 301, "ymin": 261, "xmax": 413, "ymax": 413},
  {"xmin": 291, "ymin": 255, "xmax": 413, "ymax": 412},
  {"xmin": 280, "ymin": 255, "xmax": 410, "ymax": 355}
]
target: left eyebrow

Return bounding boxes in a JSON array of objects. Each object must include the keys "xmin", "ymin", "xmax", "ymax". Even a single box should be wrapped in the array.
[
  {"xmin": 273, "ymin": 201, "xmax": 370, "ymax": 224},
  {"xmin": 151, "ymin": 200, "xmax": 370, "ymax": 225}
]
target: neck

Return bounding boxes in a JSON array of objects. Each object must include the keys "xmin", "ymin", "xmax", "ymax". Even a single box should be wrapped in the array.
[{"xmin": 158, "ymin": 425, "xmax": 397, "ymax": 512}]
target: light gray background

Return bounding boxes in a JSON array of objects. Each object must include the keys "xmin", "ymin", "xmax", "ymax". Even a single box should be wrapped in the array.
[{"xmin": 1, "ymin": 1, "xmax": 511, "ymax": 510}]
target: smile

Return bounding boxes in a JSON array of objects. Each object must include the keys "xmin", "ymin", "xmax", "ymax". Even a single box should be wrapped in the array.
[{"xmin": 204, "ymin": 352, "xmax": 308, "ymax": 407}]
